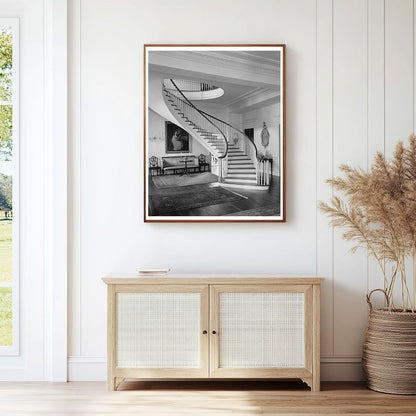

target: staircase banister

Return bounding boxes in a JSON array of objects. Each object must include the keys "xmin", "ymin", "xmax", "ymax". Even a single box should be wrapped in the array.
[
  {"xmin": 166, "ymin": 79, "xmax": 228, "ymax": 159},
  {"xmin": 164, "ymin": 79, "xmax": 218, "ymax": 92},
  {"xmin": 198, "ymin": 110, "xmax": 259, "ymax": 159}
]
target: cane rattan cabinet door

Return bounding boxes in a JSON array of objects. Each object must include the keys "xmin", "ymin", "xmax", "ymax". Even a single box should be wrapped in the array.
[
  {"xmin": 209, "ymin": 285, "xmax": 313, "ymax": 380},
  {"xmin": 108, "ymin": 285, "xmax": 209, "ymax": 383}
]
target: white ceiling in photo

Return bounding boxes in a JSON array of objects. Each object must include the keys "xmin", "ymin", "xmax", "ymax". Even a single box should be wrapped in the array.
[{"xmin": 148, "ymin": 50, "xmax": 281, "ymax": 112}]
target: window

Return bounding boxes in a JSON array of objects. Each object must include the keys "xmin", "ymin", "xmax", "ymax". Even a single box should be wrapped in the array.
[{"xmin": 0, "ymin": 19, "xmax": 18, "ymax": 354}]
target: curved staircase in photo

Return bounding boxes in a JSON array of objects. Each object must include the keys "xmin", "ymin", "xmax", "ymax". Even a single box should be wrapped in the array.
[
  {"xmin": 162, "ymin": 79, "xmax": 271, "ymax": 190},
  {"xmin": 225, "ymin": 144, "xmax": 257, "ymax": 186}
]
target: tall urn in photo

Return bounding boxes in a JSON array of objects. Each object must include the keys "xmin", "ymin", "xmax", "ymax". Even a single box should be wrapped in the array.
[
  {"xmin": 261, "ymin": 121, "xmax": 270, "ymax": 156},
  {"xmin": 320, "ymin": 136, "xmax": 416, "ymax": 395}
]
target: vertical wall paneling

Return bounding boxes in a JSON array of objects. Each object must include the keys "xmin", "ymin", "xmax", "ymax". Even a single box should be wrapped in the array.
[
  {"xmin": 332, "ymin": 0, "xmax": 369, "ymax": 356},
  {"xmin": 385, "ymin": 0, "xmax": 415, "ymax": 308},
  {"xmin": 43, "ymin": 0, "xmax": 68, "ymax": 382},
  {"xmin": 68, "ymin": 0, "xmax": 82, "ymax": 357},
  {"xmin": 316, "ymin": 0, "xmax": 334, "ymax": 357},
  {"xmin": 385, "ymin": 0, "xmax": 413, "ymax": 150},
  {"xmin": 367, "ymin": 0, "xmax": 386, "ymax": 305}
]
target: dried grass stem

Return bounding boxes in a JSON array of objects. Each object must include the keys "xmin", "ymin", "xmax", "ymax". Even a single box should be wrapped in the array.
[{"xmin": 320, "ymin": 135, "xmax": 416, "ymax": 311}]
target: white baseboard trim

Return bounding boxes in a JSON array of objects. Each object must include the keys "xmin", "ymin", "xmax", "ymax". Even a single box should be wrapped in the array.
[
  {"xmin": 321, "ymin": 355, "xmax": 361, "ymax": 363},
  {"xmin": 68, "ymin": 356, "xmax": 106, "ymax": 381},
  {"xmin": 321, "ymin": 356, "xmax": 364, "ymax": 381},
  {"xmin": 68, "ymin": 355, "xmax": 365, "ymax": 382}
]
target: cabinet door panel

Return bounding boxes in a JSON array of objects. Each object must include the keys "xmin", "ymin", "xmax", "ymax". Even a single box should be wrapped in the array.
[
  {"xmin": 112, "ymin": 285, "xmax": 209, "ymax": 378},
  {"xmin": 210, "ymin": 285, "xmax": 313, "ymax": 378},
  {"xmin": 117, "ymin": 292, "xmax": 200, "ymax": 368},
  {"xmin": 219, "ymin": 292, "xmax": 305, "ymax": 368}
]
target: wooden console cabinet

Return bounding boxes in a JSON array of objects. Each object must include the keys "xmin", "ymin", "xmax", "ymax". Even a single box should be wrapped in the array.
[{"xmin": 103, "ymin": 275, "xmax": 323, "ymax": 391}]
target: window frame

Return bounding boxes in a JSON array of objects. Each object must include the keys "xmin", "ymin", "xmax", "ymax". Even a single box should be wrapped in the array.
[{"xmin": 0, "ymin": 18, "xmax": 19, "ymax": 356}]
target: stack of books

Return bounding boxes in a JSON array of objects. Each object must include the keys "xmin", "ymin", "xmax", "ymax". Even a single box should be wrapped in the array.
[{"xmin": 136, "ymin": 268, "xmax": 171, "ymax": 276}]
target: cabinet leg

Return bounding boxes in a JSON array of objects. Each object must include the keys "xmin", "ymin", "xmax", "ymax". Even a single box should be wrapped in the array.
[
  {"xmin": 108, "ymin": 376, "xmax": 125, "ymax": 391},
  {"xmin": 114, "ymin": 377, "xmax": 125, "ymax": 391},
  {"xmin": 312, "ymin": 375, "xmax": 320, "ymax": 392},
  {"xmin": 107, "ymin": 375, "xmax": 115, "ymax": 391},
  {"xmin": 301, "ymin": 377, "xmax": 313, "ymax": 391},
  {"xmin": 302, "ymin": 376, "xmax": 320, "ymax": 392}
]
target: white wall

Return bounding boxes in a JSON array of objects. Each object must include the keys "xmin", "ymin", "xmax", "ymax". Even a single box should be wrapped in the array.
[{"xmin": 68, "ymin": 0, "xmax": 416, "ymax": 381}]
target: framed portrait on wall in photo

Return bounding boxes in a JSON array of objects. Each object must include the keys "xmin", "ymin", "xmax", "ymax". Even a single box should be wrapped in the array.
[
  {"xmin": 165, "ymin": 122, "xmax": 190, "ymax": 154},
  {"xmin": 144, "ymin": 44, "xmax": 285, "ymax": 222}
]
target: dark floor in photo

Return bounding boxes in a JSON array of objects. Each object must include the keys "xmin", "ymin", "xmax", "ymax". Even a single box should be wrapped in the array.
[{"xmin": 148, "ymin": 173, "xmax": 280, "ymax": 217}]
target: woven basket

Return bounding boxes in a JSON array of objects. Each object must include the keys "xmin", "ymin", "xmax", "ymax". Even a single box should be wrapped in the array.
[{"xmin": 362, "ymin": 289, "xmax": 416, "ymax": 395}]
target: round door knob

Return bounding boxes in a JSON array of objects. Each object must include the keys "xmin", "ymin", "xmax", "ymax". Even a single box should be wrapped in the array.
[
  {"xmin": 212, "ymin": 330, "xmax": 217, "ymax": 335},
  {"xmin": 202, "ymin": 330, "xmax": 207, "ymax": 334}
]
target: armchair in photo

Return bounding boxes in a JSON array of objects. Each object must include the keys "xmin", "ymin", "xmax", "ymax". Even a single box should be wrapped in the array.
[{"xmin": 198, "ymin": 154, "xmax": 210, "ymax": 172}]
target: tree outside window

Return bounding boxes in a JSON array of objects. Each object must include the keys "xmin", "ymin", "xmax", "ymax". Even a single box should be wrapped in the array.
[{"xmin": 0, "ymin": 26, "xmax": 14, "ymax": 347}]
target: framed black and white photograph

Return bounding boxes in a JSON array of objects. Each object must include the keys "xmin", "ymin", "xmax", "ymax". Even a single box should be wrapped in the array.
[{"xmin": 144, "ymin": 44, "xmax": 285, "ymax": 222}]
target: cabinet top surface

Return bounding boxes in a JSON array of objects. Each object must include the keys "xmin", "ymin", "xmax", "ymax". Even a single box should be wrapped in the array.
[{"xmin": 102, "ymin": 274, "xmax": 324, "ymax": 285}]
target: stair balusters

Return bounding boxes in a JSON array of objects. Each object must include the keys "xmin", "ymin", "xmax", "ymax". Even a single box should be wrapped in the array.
[{"xmin": 163, "ymin": 80, "xmax": 271, "ymax": 187}]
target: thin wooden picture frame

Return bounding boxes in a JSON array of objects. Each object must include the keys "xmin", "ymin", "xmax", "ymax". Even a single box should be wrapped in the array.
[{"xmin": 144, "ymin": 44, "xmax": 285, "ymax": 222}]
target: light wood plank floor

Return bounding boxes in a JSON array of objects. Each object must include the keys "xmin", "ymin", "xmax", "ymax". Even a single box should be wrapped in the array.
[{"xmin": 1, "ymin": 381, "xmax": 416, "ymax": 415}]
